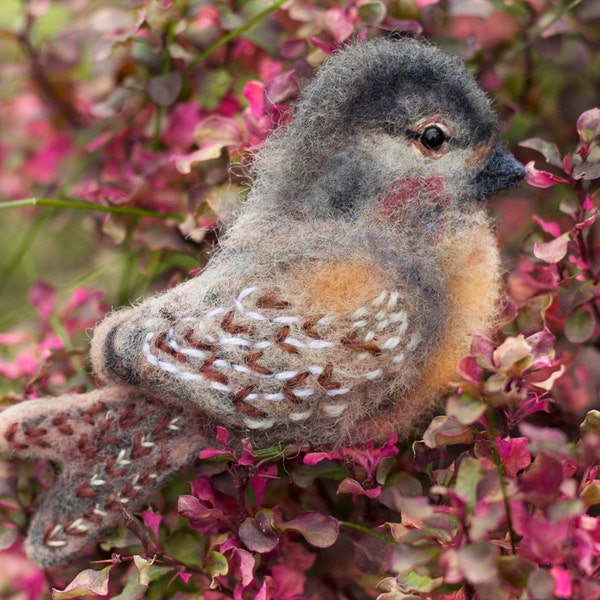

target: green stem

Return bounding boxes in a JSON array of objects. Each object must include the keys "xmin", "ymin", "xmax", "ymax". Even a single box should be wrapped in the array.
[
  {"xmin": 339, "ymin": 520, "xmax": 397, "ymax": 546},
  {"xmin": 486, "ymin": 407, "xmax": 517, "ymax": 554},
  {"xmin": 187, "ymin": 0, "xmax": 288, "ymax": 69},
  {"xmin": 0, "ymin": 198, "xmax": 184, "ymax": 223}
]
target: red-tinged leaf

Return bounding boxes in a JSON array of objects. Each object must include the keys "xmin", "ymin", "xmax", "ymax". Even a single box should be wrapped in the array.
[
  {"xmin": 280, "ymin": 38, "xmax": 308, "ymax": 60},
  {"xmin": 575, "ymin": 208, "xmax": 598, "ymax": 229},
  {"xmin": 243, "ymin": 80, "xmax": 264, "ymax": 119},
  {"xmin": 141, "ymin": 507, "xmax": 162, "ymax": 540},
  {"xmin": 337, "ymin": 477, "xmax": 381, "ymax": 498},
  {"xmin": 532, "ymin": 215, "xmax": 562, "ymax": 237},
  {"xmin": 279, "ymin": 511, "xmax": 339, "ymax": 548},
  {"xmin": 198, "ymin": 447, "xmax": 231, "ymax": 459},
  {"xmin": 533, "ymin": 233, "xmax": 570, "ymax": 263},
  {"xmin": 178, "ymin": 494, "xmax": 224, "ymax": 526},
  {"xmin": 495, "ymin": 437, "xmax": 531, "ymax": 477},
  {"xmin": 525, "ymin": 161, "xmax": 569, "ymax": 188},
  {"xmin": 422, "ymin": 415, "xmax": 474, "ymax": 449},
  {"xmin": 302, "ymin": 451, "xmax": 341, "ymax": 466},
  {"xmin": 28, "ymin": 280, "xmax": 57, "ymax": 320},
  {"xmin": 309, "ymin": 36, "xmax": 337, "ymax": 55},
  {"xmin": 525, "ymin": 363, "xmax": 565, "ymax": 392},
  {"xmin": 52, "ymin": 566, "xmax": 112, "ymax": 599},
  {"xmin": 239, "ymin": 511, "xmax": 279, "ymax": 553},
  {"xmin": 178, "ymin": 572, "xmax": 192, "ymax": 584},
  {"xmin": 550, "ymin": 567, "xmax": 573, "ymax": 599},
  {"xmin": 562, "ymin": 152, "xmax": 574, "ymax": 176},
  {"xmin": 147, "ymin": 72, "xmax": 182, "ymax": 107},
  {"xmin": 583, "ymin": 195, "xmax": 595, "ymax": 212},
  {"xmin": 520, "ymin": 137, "xmax": 563, "ymax": 168},
  {"xmin": 249, "ymin": 463, "xmax": 278, "ymax": 507},
  {"xmin": 215, "ymin": 425, "xmax": 229, "ymax": 446},
  {"xmin": 457, "ymin": 355, "xmax": 483, "ymax": 383},
  {"xmin": 227, "ymin": 548, "xmax": 255, "ymax": 587},
  {"xmin": 470, "ymin": 334, "xmax": 496, "ymax": 369},
  {"xmin": 577, "ymin": 108, "xmax": 600, "ymax": 144},
  {"xmin": 525, "ymin": 328, "xmax": 556, "ymax": 358},
  {"xmin": 519, "ymin": 422, "xmax": 568, "ymax": 447},
  {"xmin": 323, "ymin": 7, "xmax": 355, "ymax": 43},
  {"xmin": 565, "ymin": 307, "xmax": 595, "ymax": 343},
  {"xmin": 264, "ymin": 70, "xmax": 298, "ymax": 105}
]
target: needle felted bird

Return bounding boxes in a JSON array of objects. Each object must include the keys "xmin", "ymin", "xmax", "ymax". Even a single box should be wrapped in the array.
[{"xmin": 0, "ymin": 37, "xmax": 525, "ymax": 567}]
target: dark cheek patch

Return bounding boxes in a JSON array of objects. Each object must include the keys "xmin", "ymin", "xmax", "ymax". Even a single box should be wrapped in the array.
[{"xmin": 378, "ymin": 176, "xmax": 446, "ymax": 221}]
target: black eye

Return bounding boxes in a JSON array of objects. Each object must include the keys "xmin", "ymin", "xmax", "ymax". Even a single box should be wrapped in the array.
[{"xmin": 420, "ymin": 125, "xmax": 447, "ymax": 150}]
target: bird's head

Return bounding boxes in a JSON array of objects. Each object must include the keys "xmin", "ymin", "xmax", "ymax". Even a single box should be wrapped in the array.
[{"xmin": 251, "ymin": 37, "xmax": 524, "ymax": 225}]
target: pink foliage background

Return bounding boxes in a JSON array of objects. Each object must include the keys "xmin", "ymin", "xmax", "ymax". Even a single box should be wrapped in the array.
[{"xmin": 0, "ymin": 0, "xmax": 600, "ymax": 598}]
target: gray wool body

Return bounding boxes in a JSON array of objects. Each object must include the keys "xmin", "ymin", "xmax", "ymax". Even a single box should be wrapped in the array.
[{"xmin": 0, "ymin": 36, "xmax": 525, "ymax": 567}]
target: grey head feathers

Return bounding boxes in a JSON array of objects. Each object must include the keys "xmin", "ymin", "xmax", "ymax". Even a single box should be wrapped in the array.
[{"xmin": 248, "ymin": 37, "xmax": 507, "ymax": 219}]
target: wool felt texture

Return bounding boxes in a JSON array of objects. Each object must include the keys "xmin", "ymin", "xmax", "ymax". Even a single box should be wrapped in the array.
[{"xmin": 0, "ymin": 37, "xmax": 525, "ymax": 567}]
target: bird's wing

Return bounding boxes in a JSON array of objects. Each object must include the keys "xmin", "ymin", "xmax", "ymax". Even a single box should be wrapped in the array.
[{"xmin": 95, "ymin": 258, "xmax": 436, "ymax": 442}]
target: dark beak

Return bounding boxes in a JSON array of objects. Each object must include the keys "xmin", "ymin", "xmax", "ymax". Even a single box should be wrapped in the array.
[{"xmin": 475, "ymin": 144, "xmax": 525, "ymax": 200}]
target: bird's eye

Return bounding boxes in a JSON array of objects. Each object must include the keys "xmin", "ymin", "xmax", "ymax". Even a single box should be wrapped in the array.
[{"xmin": 420, "ymin": 125, "xmax": 447, "ymax": 150}]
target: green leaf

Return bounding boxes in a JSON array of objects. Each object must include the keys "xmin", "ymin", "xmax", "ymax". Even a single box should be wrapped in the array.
[
  {"xmin": 527, "ymin": 568, "xmax": 555, "ymax": 600},
  {"xmin": 581, "ymin": 482, "xmax": 600, "ymax": 507},
  {"xmin": 0, "ymin": 525, "xmax": 17, "ymax": 551},
  {"xmin": 147, "ymin": 72, "xmax": 182, "ymax": 107},
  {"xmin": 446, "ymin": 394, "xmax": 487, "ymax": 425},
  {"xmin": 396, "ymin": 570, "xmax": 442, "ymax": 593},
  {"xmin": 422, "ymin": 415, "xmax": 474, "ymax": 448},
  {"xmin": 580, "ymin": 409, "xmax": 600, "ymax": 434},
  {"xmin": 454, "ymin": 457, "xmax": 486, "ymax": 510},
  {"xmin": 456, "ymin": 543, "xmax": 499, "ymax": 585},
  {"xmin": 357, "ymin": 1, "xmax": 387, "ymax": 24},
  {"xmin": 291, "ymin": 459, "xmax": 348, "ymax": 488},
  {"xmin": 204, "ymin": 551, "xmax": 229, "ymax": 579},
  {"xmin": 520, "ymin": 137, "xmax": 563, "ymax": 168},
  {"xmin": 497, "ymin": 555, "xmax": 535, "ymax": 589},
  {"xmin": 564, "ymin": 307, "xmax": 595, "ymax": 343}
]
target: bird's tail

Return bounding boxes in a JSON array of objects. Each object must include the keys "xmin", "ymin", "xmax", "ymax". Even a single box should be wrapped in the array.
[{"xmin": 0, "ymin": 386, "xmax": 209, "ymax": 567}]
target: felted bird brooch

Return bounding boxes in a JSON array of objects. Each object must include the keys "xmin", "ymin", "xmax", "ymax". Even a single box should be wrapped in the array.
[{"xmin": 0, "ymin": 36, "xmax": 525, "ymax": 567}]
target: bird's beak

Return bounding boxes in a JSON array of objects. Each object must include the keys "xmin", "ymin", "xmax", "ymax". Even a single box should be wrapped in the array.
[{"xmin": 474, "ymin": 143, "xmax": 525, "ymax": 200}]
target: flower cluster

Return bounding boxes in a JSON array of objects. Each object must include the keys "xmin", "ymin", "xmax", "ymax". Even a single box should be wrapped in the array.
[{"xmin": 0, "ymin": 0, "xmax": 599, "ymax": 598}]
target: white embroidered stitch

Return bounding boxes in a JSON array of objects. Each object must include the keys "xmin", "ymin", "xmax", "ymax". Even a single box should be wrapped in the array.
[
  {"xmin": 289, "ymin": 410, "xmax": 313, "ymax": 421},
  {"xmin": 323, "ymin": 403, "xmax": 348, "ymax": 417},
  {"xmin": 243, "ymin": 417, "xmax": 276, "ymax": 429}
]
